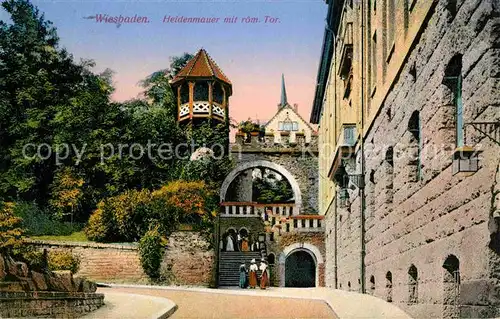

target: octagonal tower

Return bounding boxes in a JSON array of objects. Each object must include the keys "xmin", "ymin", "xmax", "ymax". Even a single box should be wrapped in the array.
[{"xmin": 170, "ymin": 49, "xmax": 232, "ymax": 125}]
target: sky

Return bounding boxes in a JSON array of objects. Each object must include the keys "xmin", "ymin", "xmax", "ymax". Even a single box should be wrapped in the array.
[{"xmin": 1, "ymin": 0, "xmax": 327, "ymax": 124}]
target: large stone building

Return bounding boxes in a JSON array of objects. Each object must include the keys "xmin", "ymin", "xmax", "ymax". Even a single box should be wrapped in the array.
[{"xmin": 311, "ymin": 0, "xmax": 499, "ymax": 317}]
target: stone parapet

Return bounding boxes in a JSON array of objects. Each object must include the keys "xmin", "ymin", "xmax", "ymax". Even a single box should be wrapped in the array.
[{"xmin": 0, "ymin": 291, "xmax": 104, "ymax": 318}]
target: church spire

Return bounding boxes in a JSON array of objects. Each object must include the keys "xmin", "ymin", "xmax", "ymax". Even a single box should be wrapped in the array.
[{"xmin": 280, "ymin": 73, "xmax": 288, "ymax": 108}]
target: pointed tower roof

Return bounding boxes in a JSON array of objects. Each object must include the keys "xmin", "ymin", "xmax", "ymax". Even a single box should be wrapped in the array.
[
  {"xmin": 280, "ymin": 74, "xmax": 288, "ymax": 107},
  {"xmin": 171, "ymin": 48, "xmax": 232, "ymax": 86}
]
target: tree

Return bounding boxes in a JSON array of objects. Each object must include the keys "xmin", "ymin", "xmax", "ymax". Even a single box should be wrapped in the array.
[
  {"xmin": 0, "ymin": 202, "xmax": 25, "ymax": 253},
  {"xmin": 139, "ymin": 52, "xmax": 193, "ymax": 118}
]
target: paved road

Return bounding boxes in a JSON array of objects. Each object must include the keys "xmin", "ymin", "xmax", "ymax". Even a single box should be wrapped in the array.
[{"xmin": 101, "ymin": 287, "xmax": 337, "ymax": 319}]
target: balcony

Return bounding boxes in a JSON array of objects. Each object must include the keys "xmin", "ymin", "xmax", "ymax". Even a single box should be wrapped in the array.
[
  {"xmin": 338, "ymin": 22, "xmax": 353, "ymax": 80},
  {"xmin": 219, "ymin": 202, "xmax": 324, "ymax": 235},
  {"xmin": 328, "ymin": 124, "xmax": 357, "ymax": 179}
]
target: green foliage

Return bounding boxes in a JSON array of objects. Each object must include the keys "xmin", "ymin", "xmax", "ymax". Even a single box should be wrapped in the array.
[
  {"xmin": 138, "ymin": 226, "xmax": 166, "ymax": 279},
  {"xmin": 13, "ymin": 201, "xmax": 82, "ymax": 236},
  {"xmin": 85, "ymin": 180, "xmax": 218, "ymax": 243},
  {"xmin": 47, "ymin": 250, "xmax": 80, "ymax": 274},
  {"xmin": 238, "ymin": 119, "xmax": 264, "ymax": 134},
  {"xmin": 0, "ymin": 0, "xmax": 231, "ymax": 239},
  {"xmin": 252, "ymin": 170, "xmax": 294, "ymax": 203}
]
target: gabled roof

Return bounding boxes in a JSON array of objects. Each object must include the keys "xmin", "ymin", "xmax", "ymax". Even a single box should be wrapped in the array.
[
  {"xmin": 171, "ymin": 48, "xmax": 232, "ymax": 85},
  {"xmin": 264, "ymin": 104, "xmax": 316, "ymax": 134}
]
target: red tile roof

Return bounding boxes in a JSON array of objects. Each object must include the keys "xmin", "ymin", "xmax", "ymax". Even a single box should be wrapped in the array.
[{"xmin": 171, "ymin": 49, "xmax": 231, "ymax": 85}]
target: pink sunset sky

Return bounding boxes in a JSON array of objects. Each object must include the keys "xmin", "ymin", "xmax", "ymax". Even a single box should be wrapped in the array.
[{"xmin": 5, "ymin": 1, "xmax": 328, "ymax": 126}]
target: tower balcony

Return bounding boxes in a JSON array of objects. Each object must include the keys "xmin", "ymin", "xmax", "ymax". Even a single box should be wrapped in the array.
[{"xmin": 178, "ymin": 100, "xmax": 226, "ymax": 123}]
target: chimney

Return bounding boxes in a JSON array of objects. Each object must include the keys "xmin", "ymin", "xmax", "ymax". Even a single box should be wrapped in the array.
[{"xmin": 293, "ymin": 103, "xmax": 298, "ymax": 112}]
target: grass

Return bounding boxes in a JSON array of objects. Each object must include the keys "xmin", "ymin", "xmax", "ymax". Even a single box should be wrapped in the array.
[{"xmin": 31, "ymin": 231, "xmax": 89, "ymax": 242}]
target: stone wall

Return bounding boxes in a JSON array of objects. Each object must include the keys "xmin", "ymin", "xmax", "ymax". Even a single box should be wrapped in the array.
[
  {"xmin": 31, "ymin": 231, "xmax": 214, "ymax": 286},
  {"xmin": 30, "ymin": 241, "xmax": 147, "ymax": 283},
  {"xmin": 329, "ymin": 0, "xmax": 500, "ymax": 318},
  {"xmin": 161, "ymin": 231, "xmax": 214, "ymax": 285},
  {"xmin": 0, "ymin": 291, "xmax": 104, "ymax": 318}
]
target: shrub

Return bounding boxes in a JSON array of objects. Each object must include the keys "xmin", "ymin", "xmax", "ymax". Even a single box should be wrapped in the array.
[
  {"xmin": 85, "ymin": 190, "xmax": 151, "ymax": 242},
  {"xmin": 138, "ymin": 226, "xmax": 166, "ymax": 279},
  {"xmin": 84, "ymin": 202, "xmax": 112, "ymax": 242},
  {"xmin": 0, "ymin": 202, "xmax": 25, "ymax": 253},
  {"xmin": 47, "ymin": 250, "xmax": 80, "ymax": 274},
  {"xmin": 85, "ymin": 180, "xmax": 218, "ymax": 243}
]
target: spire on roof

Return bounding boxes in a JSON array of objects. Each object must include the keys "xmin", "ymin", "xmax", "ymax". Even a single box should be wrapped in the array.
[{"xmin": 280, "ymin": 74, "xmax": 288, "ymax": 108}]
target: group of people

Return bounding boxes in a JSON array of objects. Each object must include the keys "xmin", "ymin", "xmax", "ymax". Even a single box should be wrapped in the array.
[
  {"xmin": 222, "ymin": 233, "xmax": 256, "ymax": 252},
  {"xmin": 239, "ymin": 258, "xmax": 270, "ymax": 289}
]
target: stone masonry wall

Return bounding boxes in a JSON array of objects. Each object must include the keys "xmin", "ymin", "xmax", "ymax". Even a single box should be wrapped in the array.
[
  {"xmin": 30, "ymin": 241, "xmax": 147, "ymax": 283},
  {"xmin": 161, "ymin": 231, "xmax": 214, "ymax": 286},
  {"xmin": 31, "ymin": 231, "xmax": 214, "ymax": 286},
  {"xmin": 0, "ymin": 291, "xmax": 104, "ymax": 318},
  {"xmin": 331, "ymin": 0, "xmax": 500, "ymax": 318}
]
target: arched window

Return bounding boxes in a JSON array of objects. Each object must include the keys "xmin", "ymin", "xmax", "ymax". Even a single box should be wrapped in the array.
[
  {"xmin": 443, "ymin": 255, "xmax": 460, "ymax": 318},
  {"xmin": 369, "ymin": 275, "xmax": 376, "ymax": 294},
  {"xmin": 408, "ymin": 111, "xmax": 422, "ymax": 181},
  {"xmin": 444, "ymin": 54, "xmax": 463, "ymax": 147},
  {"xmin": 385, "ymin": 147, "xmax": 394, "ymax": 203},
  {"xmin": 347, "ymin": 281, "xmax": 351, "ymax": 291},
  {"xmin": 386, "ymin": 271, "xmax": 393, "ymax": 302},
  {"xmin": 267, "ymin": 253, "xmax": 276, "ymax": 265},
  {"xmin": 408, "ymin": 265, "xmax": 418, "ymax": 304}
]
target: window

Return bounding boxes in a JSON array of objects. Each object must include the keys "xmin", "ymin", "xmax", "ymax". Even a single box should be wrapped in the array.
[
  {"xmin": 371, "ymin": 33, "xmax": 378, "ymax": 95},
  {"xmin": 408, "ymin": 265, "xmax": 418, "ymax": 304},
  {"xmin": 443, "ymin": 255, "xmax": 460, "ymax": 318},
  {"xmin": 408, "ymin": 111, "xmax": 422, "ymax": 181},
  {"xmin": 386, "ymin": 272, "xmax": 393, "ymax": 302},
  {"xmin": 385, "ymin": 147, "xmax": 394, "ymax": 203},
  {"xmin": 444, "ymin": 55, "xmax": 464, "ymax": 147},
  {"xmin": 369, "ymin": 276, "xmax": 376, "ymax": 294},
  {"xmin": 387, "ymin": 0, "xmax": 396, "ymax": 48},
  {"xmin": 278, "ymin": 121, "xmax": 299, "ymax": 131},
  {"xmin": 404, "ymin": 0, "xmax": 410, "ymax": 32}
]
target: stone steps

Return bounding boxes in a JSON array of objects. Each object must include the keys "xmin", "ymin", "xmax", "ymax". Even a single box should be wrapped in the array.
[{"xmin": 219, "ymin": 251, "xmax": 262, "ymax": 286}]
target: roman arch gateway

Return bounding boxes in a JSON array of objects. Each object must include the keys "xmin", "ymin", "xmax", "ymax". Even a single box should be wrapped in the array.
[{"xmin": 215, "ymin": 132, "xmax": 326, "ymax": 287}]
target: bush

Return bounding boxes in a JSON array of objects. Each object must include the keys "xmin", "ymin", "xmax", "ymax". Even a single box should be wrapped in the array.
[
  {"xmin": 47, "ymin": 250, "xmax": 80, "ymax": 274},
  {"xmin": 138, "ymin": 226, "xmax": 166, "ymax": 279},
  {"xmin": 0, "ymin": 202, "xmax": 25, "ymax": 253},
  {"xmin": 85, "ymin": 180, "xmax": 218, "ymax": 243},
  {"xmin": 14, "ymin": 201, "xmax": 82, "ymax": 236},
  {"xmin": 84, "ymin": 189, "xmax": 151, "ymax": 242}
]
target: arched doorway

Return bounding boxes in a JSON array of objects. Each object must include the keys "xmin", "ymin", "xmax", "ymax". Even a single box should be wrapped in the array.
[{"xmin": 285, "ymin": 250, "xmax": 316, "ymax": 287}]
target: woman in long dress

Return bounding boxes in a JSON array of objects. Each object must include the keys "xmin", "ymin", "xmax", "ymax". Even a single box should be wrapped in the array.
[
  {"xmin": 241, "ymin": 237, "xmax": 249, "ymax": 251},
  {"xmin": 226, "ymin": 234, "xmax": 234, "ymax": 251},
  {"xmin": 239, "ymin": 263, "xmax": 247, "ymax": 288},
  {"xmin": 248, "ymin": 259, "xmax": 258, "ymax": 289},
  {"xmin": 259, "ymin": 260, "xmax": 269, "ymax": 289}
]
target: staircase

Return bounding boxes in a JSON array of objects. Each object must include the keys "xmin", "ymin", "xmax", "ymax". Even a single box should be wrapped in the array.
[{"xmin": 218, "ymin": 251, "xmax": 262, "ymax": 287}]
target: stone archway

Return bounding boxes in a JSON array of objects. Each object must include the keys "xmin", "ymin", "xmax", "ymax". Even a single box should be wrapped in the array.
[
  {"xmin": 278, "ymin": 243, "xmax": 324, "ymax": 287},
  {"xmin": 220, "ymin": 160, "xmax": 302, "ymax": 215}
]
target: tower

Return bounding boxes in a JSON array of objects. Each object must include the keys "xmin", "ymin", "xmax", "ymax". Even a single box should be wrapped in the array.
[{"xmin": 170, "ymin": 49, "xmax": 232, "ymax": 126}]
